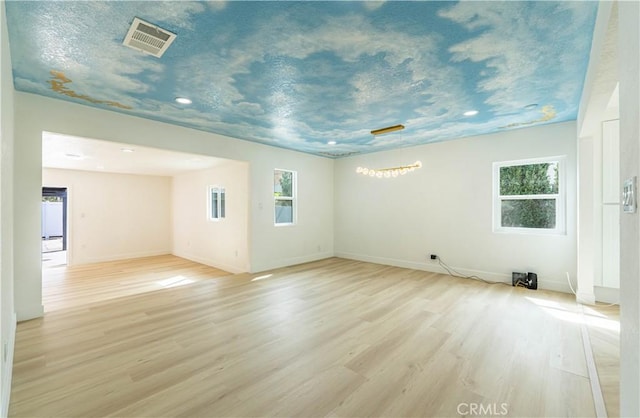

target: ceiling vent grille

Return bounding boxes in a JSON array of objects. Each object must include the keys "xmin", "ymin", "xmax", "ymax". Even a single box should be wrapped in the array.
[{"xmin": 123, "ymin": 17, "xmax": 176, "ymax": 58}]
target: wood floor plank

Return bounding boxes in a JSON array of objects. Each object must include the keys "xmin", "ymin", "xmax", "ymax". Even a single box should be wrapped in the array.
[
  {"xmin": 9, "ymin": 255, "xmax": 613, "ymax": 417},
  {"xmin": 583, "ymin": 304, "xmax": 620, "ymax": 418}
]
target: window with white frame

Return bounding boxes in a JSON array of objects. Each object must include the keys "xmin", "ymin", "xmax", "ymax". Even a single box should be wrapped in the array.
[
  {"xmin": 209, "ymin": 186, "xmax": 225, "ymax": 221},
  {"xmin": 493, "ymin": 156, "xmax": 565, "ymax": 234},
  {"xmin": 274, "ymin": 169, "xmax": 296, "ymax": 225}
]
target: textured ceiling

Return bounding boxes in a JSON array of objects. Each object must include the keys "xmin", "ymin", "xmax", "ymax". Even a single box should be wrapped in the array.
[{"xmin": 6, "ymin": 1, "xmax": 598, "ymax": 158}]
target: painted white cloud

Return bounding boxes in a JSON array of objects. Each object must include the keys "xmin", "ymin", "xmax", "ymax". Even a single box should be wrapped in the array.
[
  {"xmin": 439, "ymin": 1, "xmax": 595, "ymax": 114},
  {"xmin": 141, "ymin": 2, "xmax": 206, "ymax": 29},
  {"xmin": 363, "ymin": 1, "xmax": 386, "ymax": 12},
  {"xmin": 241, "ymin": 12, "xmax": 471, "ymax": 131},
  {"xmin": 171, "ymin": 9, "xmax": 466, "ymax": 138},
  {"xmin": 6, "ymin": 1, "xmax": 596, "ymax": 157},
  {"xmin": 205, "ymin": 1, "xmax": 228, "ymax": 13},
  {"xmin": 236, "ymin": 102, "xmax": 264, "ymax": 116},
  {"xmin": 254, "ymin": 13, "xmax": 438, "ymax": 67},
  {"xmin": 9, "ymin": 2, "xmax": 169, "ymax": 106},
  {"xmin": 14, "ymin": 77, "xmax": 53, "ymax": 97}
]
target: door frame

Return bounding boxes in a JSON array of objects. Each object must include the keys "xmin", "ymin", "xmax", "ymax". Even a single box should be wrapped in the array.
[{"xmin": 42, "ymin": 187, "xmax": 68, "ymax": 251}]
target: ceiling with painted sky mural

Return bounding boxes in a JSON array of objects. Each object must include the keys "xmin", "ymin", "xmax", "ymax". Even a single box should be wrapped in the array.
[{"xmin": 6, "ymin": 1, "xmax": 598, "ymax": 158}]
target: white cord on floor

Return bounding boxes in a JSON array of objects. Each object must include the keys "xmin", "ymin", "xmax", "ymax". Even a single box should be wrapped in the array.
[{"xmin": 566, "ymin": 271, "xmax": 577, "ymax": 295}]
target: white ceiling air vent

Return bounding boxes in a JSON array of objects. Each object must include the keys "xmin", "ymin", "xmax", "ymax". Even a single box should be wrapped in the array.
[{"xmin": 123, "ymin": 17, "xmax": 176, "ymax": 58}]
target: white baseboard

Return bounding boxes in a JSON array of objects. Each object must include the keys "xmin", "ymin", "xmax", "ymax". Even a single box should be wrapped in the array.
[
  {"xmin": 334, "ymin": 251, "xmax": 572, "ymax": 294},
  {"xmin": 16, "ymin": 304, "xmax": 44, "ymax": 322},
  {"xmin": 1, "ymin": 312, "xmax": 17, "ymax": 418},
  {"xmin": 251, "ymin": 252, "xmax": 335, "ymax": 273},
  {"xmin": 576, "ymin": 291, "xmax": 596, "ymax": 305},
  {"xmin": 76, "ymin": 249, "xmax": 171, "ymax": 266},
  {"xmin": 171, "ymin": 251, "xmax": 247, "ymax": 274},
  {"xmin": 594, "ymin": 286, "xmax": 620, "ymax": 304}
]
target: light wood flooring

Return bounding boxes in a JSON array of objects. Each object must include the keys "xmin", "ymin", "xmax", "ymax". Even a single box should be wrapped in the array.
[
  {"xmin": 10, "ymin": 255, "xmax": 617, "ymax": 417},
  {"xmin": 584, "ymin": 304, "xmax": 620, "ymax": 417},
  {"xmin": 41, "ymin": 254, "xmax": 230, "ymax": 313}
]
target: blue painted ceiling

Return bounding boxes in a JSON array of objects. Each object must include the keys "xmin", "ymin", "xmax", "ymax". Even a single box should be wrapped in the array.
[{"xmin": 6, "ymin": 1, "xmax": 598, "ymax": 158}]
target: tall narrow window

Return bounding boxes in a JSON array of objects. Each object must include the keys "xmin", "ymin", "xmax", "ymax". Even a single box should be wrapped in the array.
[
  {"xmin": 209, "ymin": 186, "xmax": 226, "ymax": 221},
  {"xmin": 493, "ymin": 157, "xmax": 565, "ymax": 234},
  {"xmin": 274, "ymin": 169, "xmax": 296, "ymax": 225}
]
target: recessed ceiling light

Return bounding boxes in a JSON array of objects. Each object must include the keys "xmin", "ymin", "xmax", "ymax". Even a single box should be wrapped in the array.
[
  {"xmin": 327, "ymin": 140, "xmax": 337, "ymax": 145},
  {"xmin": 463, "ymin": 110, "xmax": 479, "ymax": 116},
  {"xmin": 175, "ymin": 97, "xmax": 192, "ymax": 105},
  {"xmin": 524, "ymin": 103, "xmax": 539, "ymax": 110},
  {"xmin": 120, "ymin": 148, "xmax": 135, "ymax": 153}
]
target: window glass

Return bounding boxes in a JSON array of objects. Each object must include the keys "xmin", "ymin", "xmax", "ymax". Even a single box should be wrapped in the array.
[
  {"xmin": 274, "ymin": 169, "xmax": 296, "ymax": 225},
  {"xmin": 500, "ymin": 162, "xmax": 558, "ymax": 195},
  {"xmin": 493, "ymin": 157, "xmax": 564, "ymax": 234},
  {"xmin": 501, "ymin": 199, "xmax": 556, "ymax": 229},
  {"xmin": 209, "ymin": 186, "xmax": 225, "ymax": 220}
]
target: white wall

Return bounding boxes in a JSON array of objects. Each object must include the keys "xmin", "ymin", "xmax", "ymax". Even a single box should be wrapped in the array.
[
  {"xmin": 0, "ymin": 1, "xmax": 16, "ymax": 415},
  {"xmin": 618, "ymin": 1, "xmax": 640, "ymax": 415},
  {"xmin": 14, "ymin": 92, "xmax": 334, "ymax": 320},
  {"xmin": 42, "ymin": 168, "xmax": 172, "ymax": 266},
  {"xmin": 579, "ymin": 1, "xmax": 640, "ymax": 412},
  {"xmin": 172, "ymin": 161, "xmax": 250, "ymax": 273},
  {"xmin": 601, "ymin": 119, "xmax": 620, "ymax": 290},
  {"xmin": 578, "ymin": 133, "xmax": 596, "ymax": 302},
  {"xmin": 576, "ymin": 1, "xmax": 619, "ymax": 305},
  {"xmin": 335, "ymin": 121, "xmax": 577, "ymax": 292}
]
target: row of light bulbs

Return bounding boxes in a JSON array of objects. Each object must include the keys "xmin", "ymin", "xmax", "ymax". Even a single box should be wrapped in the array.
[{"xmin": 356, "ymin": 161, "xmax": 422, "ymax": 178}]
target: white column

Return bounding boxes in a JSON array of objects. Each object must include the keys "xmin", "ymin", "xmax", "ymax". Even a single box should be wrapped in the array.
[
  {"xmin": 577, "ymin": 135, "xmax": 596, "ymax": 304},
  {"xmin": 618, "ymin": 0, "xmax": 640, "ymax": 415}
]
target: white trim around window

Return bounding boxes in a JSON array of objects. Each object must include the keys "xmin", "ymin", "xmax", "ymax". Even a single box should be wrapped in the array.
[
  {"xmin": 274, "ymin": 169, "xmax": 296, "ymax": 226},
  {"xmin": 208, "ymin": 185, "xmax": 226, "ymax": 221},
  {"xmin": 492, "ymin": 156, "xmax": 566, "ymax": 235}
]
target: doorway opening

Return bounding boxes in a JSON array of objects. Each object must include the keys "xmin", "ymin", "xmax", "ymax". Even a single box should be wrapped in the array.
[{"xmin": 42, "ymin": 187, "xmax": 68, "ymax": 267}]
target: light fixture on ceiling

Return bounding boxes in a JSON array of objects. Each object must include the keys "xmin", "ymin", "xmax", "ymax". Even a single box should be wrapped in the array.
[
  {"xmin": 327, "ymin": 140, "xmax": 337, "ymax": 145},
  {"xmin": 356, "ymin": 161, "xmax": 422, "ymax": 179},
  {"xmin": 524, "ymin": 103, "xmax": 539, "ymax": 110},
  {"xmin": 463, "ymin": 110, "xmax": 479, "ymax": 116},
  {"xmin": 371, "ymin": 124, "xmax": 405, "ymax": 136},
  {"xmin": 175, "ymin": 97, "xmax": 192, "ymax": 105},
  {"xmin": 120, "ymin": 148, "xmax": 135, "ymax": 153}
]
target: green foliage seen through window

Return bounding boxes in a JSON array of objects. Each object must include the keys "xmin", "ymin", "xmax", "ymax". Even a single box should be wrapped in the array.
[
  {"xmin": 500, "ymin": 162, "xmax": 558, "ymax": 196},
  {"xmin": 280, "ymin": 171, "xmax": 292, "ymax": 197},
  {"xmin": 499, "ymin": 162, "xmax": 559, "ymax": 229}
]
